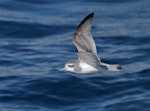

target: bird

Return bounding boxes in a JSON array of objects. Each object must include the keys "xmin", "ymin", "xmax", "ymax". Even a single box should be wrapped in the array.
[{"xmin": 61, "ymin": 12, "xmax": 122, "ymax": 73}]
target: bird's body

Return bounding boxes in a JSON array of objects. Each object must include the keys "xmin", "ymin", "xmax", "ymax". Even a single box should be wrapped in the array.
[{"xmin": 61, "ymin": 13, "xmax": 122, "ymax": 74}]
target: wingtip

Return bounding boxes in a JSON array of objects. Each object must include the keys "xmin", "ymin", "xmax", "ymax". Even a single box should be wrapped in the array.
[
  {"xmin": 116, "ymin": 65, "xmax": 123, "ymax": 70},
  {"xmin": 88, "ymin": 12, "xmax": 94, "ymax": 18},
  {"xmin": 90, "ymin": 12, "xmax": 94, "ymax": 16},
  {"xmin": 76, "ymin": 12, "xmax": 94, "ymax": 29}
]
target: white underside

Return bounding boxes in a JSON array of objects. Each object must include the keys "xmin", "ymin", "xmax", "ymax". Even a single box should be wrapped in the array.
[
  {"xmin": 79, "ymin": 61, "xmax": 121, "ymax": 73},
  {"xmin": 79, "ymin": 61, "xmax": 98, "ymax": 73}
]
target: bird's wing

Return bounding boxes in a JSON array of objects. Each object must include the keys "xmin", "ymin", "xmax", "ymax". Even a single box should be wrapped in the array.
[
  {"xmin": 77, "ymin": 52, "xmax": 100, "ymax": 67},
  {"xmin": 77, "ymin": 52, "xmax": 107, "ymax": 71},
  {"xmin": 77, "ymin": 52, "xmax": 108, "ymax": 71},
  {"xmin": 73, "ymin": 13, "xmax": 97, "ymax": 54}
]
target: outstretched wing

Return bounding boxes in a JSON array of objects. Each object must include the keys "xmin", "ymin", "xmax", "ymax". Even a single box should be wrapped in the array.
[{"xmin": 73, "ymin": 13, "xmax": 97, "ymax": 54}]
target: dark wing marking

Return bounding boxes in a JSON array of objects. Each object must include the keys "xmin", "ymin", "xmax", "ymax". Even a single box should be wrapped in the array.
[{"xmin": 73, "ymin": 13, "xmax": 97, "ymax": 54}]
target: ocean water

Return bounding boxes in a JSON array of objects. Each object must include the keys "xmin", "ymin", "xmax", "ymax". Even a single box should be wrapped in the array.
[{"xmin": 0, "ymin": 0, "xmax": 150, "ymax": 111}]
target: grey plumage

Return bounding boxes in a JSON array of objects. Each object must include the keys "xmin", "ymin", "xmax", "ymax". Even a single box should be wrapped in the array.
[
  {"xmin": 73, "ymin": 13, "xmax": 97, "ymax": 54},
  {"xmin": 61, "ymin": 13, "xmax": 122, "ymax": 73}
]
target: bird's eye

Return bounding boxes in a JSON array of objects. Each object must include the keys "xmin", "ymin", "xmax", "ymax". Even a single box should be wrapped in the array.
[{"xmin": 68, "ymin": 64, "xmax": 74, "ymax": 68}]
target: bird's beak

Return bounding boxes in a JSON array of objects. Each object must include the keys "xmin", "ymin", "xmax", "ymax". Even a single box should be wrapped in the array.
[{"xmin": 60, "ymin": 67, "xmax": 66, "ymax": 71}]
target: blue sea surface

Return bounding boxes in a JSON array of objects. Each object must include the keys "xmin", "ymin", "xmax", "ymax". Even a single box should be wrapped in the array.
[{"xmin": 0, "ymin": 0, "xmax": 150, "ymax": 111}]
